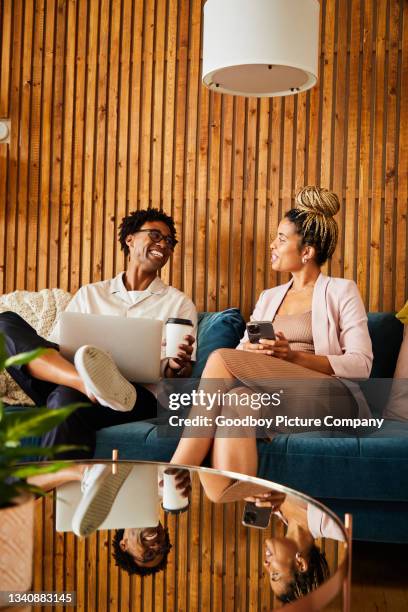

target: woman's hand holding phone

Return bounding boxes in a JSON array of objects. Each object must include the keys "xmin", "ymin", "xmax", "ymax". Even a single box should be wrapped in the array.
[
  {"xmin": 259, "ymin": 332, "xmax": 294, "ymax": 361},
  {"xmin": 244, "ymin": 321, "xmax": 294, "ymax": 361}
]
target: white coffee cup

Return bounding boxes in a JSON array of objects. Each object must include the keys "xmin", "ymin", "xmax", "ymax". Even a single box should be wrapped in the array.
[
  {"xmin": 162, "ymin": 469, "xmax": 189, "ymax": 514},
  {"xmin": 165, "ymin": 318, "xmax": 193, "ymax": 359}
]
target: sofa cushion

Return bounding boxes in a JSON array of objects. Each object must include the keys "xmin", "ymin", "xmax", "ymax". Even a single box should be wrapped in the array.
[
  {"xmin": 368, "ymin": 312, "xmax": 403, "ymax": 378},
  {"xmin": 192, "ymin": 308, "xmax": 245, "ymax": 377},
  {"xmin": 383, "ymin": 326, "xmax": 408, "ymax": 421}
]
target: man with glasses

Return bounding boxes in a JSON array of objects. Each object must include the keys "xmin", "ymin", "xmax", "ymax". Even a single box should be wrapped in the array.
[{"xmin": 0, "ymin": 209, "xmax": 197, "ymax": 457}]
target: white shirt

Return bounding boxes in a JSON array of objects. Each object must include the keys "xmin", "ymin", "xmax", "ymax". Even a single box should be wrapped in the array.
[{"xmin": 50, "ymin": 273, "xmax": 197, "ymax": 363}]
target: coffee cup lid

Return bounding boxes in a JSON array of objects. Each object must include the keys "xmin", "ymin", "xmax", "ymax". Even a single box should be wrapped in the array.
[{"xmin": 166, "ymin": 318, "xmax": 193, "ymax": 326}]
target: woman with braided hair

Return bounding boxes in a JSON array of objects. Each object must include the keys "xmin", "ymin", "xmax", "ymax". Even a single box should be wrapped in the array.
[{"xmin": 171, "ymin": 186, "xmax": 373, "ymax": 500}]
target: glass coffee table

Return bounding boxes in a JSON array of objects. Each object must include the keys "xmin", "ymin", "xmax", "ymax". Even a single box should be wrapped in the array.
[{"xmin": 26, "ymin": 459, "xmax": 351, "ymax": 611}]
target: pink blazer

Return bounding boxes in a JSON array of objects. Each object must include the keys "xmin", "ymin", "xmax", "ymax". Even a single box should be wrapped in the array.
[{"xmin": 238, "ymin": 273, "xmax": 373, "ymax": 379}]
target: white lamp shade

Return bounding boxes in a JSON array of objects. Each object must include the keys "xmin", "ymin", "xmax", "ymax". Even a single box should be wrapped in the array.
[{"xmin": 202, "ymin": 0, "xmax": 320, "ymax": 97}]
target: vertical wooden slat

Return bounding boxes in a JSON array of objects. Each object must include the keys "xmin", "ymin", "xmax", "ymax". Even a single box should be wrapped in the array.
[
  {"xmin": 80, "ymin": 0, "xmax": 99, "ymax": 286},
  {"xmin": 43, "ymin": 494, "xmax": 54, "ymax": 611},
  {"xmin": 116, "ymin": 0, "xmax": 132, "ymax": 241},
  {"xmin": 69, "ymin": 0, "xmax": 87, "ymax": 294},
  {"xmin": 65, "ymin": 533, "xmax": 76, "ymax": 612},
  {"xmin": 172, "ymin": 0, "xmax": 189, "ymax": 290},
  {"xmin": 165, "ymin": 512, "xmax": 177, "ymax": 612},
  {"xmin": 396, "ymin": 0, "xmax": 408, "ymax": 307},
  {"xmin": 383, "ymin": 0, "xmax": 399, "ymax": 311},
  {"xmin": 223, "ymin": 502, "xmax": 235, "ymax": 612},
  {"xmin": 160, "ymin": 0, "xmax": 178, "ymax": 288},
  {"xmin": 104, "ymin": 0, "xmax": 121, "ymax": 279},
  {"xmin": 33, "ymin": 499, "xmax": 44, "ymax": 593},
  {"xmin": 151, "ymin": 0, "xmax": 166, "ymax": 211},
  {"xmin": 201, "ymin": 490, "xmax": 212, "ymax": 612},
  {"xmin": 97, "ymin": 531, "xmax": 109, "ymax": 611},
  {"xmin": 108, "ymin": 534, "xmax": 120, "ymax": 612},
  {"xmin": 188, "ymin": 472, "xmax": 201, "ymax": 611},
  {"xmin": 248, "ymin": 527, "xmax": 260, "ymax": 611},
  {"xmin": 212, "ymin": 503, "xmax": 223, "ymax": 612},
  {"xmin": 344, "ymin": 0, "xmax": 361, "ymax": 282},
  {"xmin": 236, "ymin": 502, "xmax": 248, "ymax": 611},
  {"xmin": 269, "ymin": 97, "xmax": 282, "ymax": 289},
  {"xmin": 58, "ymin": 0, "xmax": 75, "ymax": 292},
  {"xmin": 242, "ymin": 97, "xmax": 257, "ymax": 313},
  {"xmin": 370, "ymin": 0, "xmax": 387, "ymax": 311},
  {"xmin": 331, "ymin": 0, "xmax": 348, "ymax": 279},
  {"xmin": 5, "ymin": 0, "xmax": 24, "ymax": 293},
  {"xmin": 230, "ymin": 97, "xmax": 245, "ymax": 308},
  {"xmin": 0, "ymin": 0, "xmax": 12, "ymax": 292},
  {"xmin": 183, "ymin": 0, "xmax": 201, "ymax": 300},
  {"xmin": 138, "ymin": 0, "xmax": 155, "ymax": 209},
  {"xmin": 47, "ymin": 0, "xmax": 66, "ymax": 289},
  {"xmin": 320, "ymin": 0, "xmax": 336, "ymax": 191},
  {"xmin": 207, "ymin": 92, "xmax": 221, "ymax": 310},
  {"xmin": 16, "ymin": 0, "xmax": 34, "ymax": 291},
  {"xmin": 86, "ymin": 533, "xmax": 98, "ymax": 612},
  {"xmin": 357, "ymin": 0, "xmax": 374, "ymax": 306},
  {"xmin": 219, "ymin": 95, "xmax": 233, "ymax": 310},
  {"xmin": 195, "ymin": 82, "xmax": 209, "ymax": 311},
  {"xmin": 92, "ymin": 0, "xmax": 109, "ymax": 284}
]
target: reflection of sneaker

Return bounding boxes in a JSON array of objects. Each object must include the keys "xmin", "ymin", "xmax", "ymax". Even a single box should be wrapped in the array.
[
  {"xmin": 72, "ymin": 464, "xmax": 132, "ymax": 537},
  {"xmin": 74, "ymin": 345, "xmax": 136, "ymax": 412}
]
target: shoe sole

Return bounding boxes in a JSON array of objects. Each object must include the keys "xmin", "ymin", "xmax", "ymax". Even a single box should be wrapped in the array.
[
  {"xmin": 75, "ymin": 345, "xmax": 136, "ymax": 412},
  {"xmin": 72, "ymin": 464, "xmax": 133, "ymax": 537}
]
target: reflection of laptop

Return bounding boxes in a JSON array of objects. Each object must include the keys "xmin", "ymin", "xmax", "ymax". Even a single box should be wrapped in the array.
[
  {"xmin": 56, "ymin": 464, "xmax": 159, "ymax": 532},
  {"xmin": 59, "ymin": 312, "xmax": 162, "ymax": 383}
]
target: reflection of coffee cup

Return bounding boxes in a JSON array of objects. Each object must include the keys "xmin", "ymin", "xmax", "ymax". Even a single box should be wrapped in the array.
[
  {"xmin": 165, "ymin": 318, "xmax": 193, "ymax": 359},
  {"xmin": 162, "ymin": 469, "xmax": 189, "ymax": 514}
]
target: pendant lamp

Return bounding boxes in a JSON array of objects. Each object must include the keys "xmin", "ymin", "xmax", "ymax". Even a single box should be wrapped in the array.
[{"xmin": 202, "ymin": 0, "xmax": 320, "ymax": 97}]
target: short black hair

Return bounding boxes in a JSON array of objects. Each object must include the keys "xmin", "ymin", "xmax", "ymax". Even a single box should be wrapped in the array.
[
  {"xmin": 277, "ymin": 545, "xmax": 330, "ymax": 603},
  {"xmin": 112, "ymin": 528, "xmax": 172, "ymax": 577},
  {"xmin": 118, "ymin": 209, "xmax": 177, "ymax": 256}
]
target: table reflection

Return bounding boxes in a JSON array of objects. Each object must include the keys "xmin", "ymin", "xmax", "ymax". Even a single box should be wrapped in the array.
[{"xmin": 29, "ymin": 462, "xmax": 347, "ymax": 610}]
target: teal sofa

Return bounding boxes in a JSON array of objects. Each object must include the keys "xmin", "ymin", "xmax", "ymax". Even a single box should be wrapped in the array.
[
  {"xmin": 93, "ymin": 310, "xmax": 408, "ymax": 544},
  {"xmin": 9, "ymin": 308, "xmax": 407, "ymax": 542}
]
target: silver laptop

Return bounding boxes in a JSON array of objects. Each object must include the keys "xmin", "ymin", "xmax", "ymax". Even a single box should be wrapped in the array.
[
  {"xmin": 55, "ymin": 464, "xmax": 160, "ymax": 532},
  {"xmin": 59, "ymin": 312, "xmax": 162, "ymax": 383}
]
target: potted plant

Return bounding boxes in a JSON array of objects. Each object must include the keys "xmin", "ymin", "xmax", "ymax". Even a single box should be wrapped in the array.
[{"xmin": 0, "ymin": 335, "xmax": 87, "ymax": 598}]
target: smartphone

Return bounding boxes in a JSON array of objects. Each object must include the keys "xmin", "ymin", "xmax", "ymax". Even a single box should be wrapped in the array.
[
  {"xmin": 242, "ymin": 502, "xmax": 273, "ymax": 529},
  {"xmin": 246, "ymin": 321, "xmax": 276, "ymax": 344}
]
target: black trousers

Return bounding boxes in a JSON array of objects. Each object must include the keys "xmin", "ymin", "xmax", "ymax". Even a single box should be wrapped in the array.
[{"xmin": 0, "ymin": 312, "xmax": 157, "ymax": 458}]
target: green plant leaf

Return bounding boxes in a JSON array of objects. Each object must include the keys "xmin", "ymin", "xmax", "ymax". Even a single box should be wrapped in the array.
[
  {"xmin": 0, "ymin": 444, "xmax": 88, "ymax": 459},
  {"xmin": 7, "ymin": 461, "xmax": 71, "ymax": 479},
  {"xmin": 4, "ymin": 347, "xmax": 47, "ymax": 368},
  {"xmin": 3, "ymin": 403, "xmax": 90, "ymax": 440}
]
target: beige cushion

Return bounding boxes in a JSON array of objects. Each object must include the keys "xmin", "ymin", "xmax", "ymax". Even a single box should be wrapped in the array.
[
  {"xmin": 0, "ymin": 289, "xmax": 72, "ymax": 405},
  {"xmin": 383, "ymin": 325, "xmax": 408, "ymax": 421}
]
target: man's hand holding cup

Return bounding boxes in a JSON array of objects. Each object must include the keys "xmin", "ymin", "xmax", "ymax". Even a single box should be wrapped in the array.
[{"xmin": 164, "ymin": 318, "xmax": 195, "ymax": 377}]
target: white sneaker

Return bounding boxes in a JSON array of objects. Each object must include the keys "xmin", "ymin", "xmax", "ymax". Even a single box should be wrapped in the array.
[
  {"xmin": 72, "ymin": 463, "xmax": 132, "ymax": 537},
  {"xmin": 74, "ymin": 345, "xmax": 136, "ymax": 412}
]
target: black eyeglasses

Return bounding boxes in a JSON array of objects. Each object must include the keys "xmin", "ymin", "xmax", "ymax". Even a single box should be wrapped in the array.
[
  {"xmin": 135, "ymin": 229, "xmax": 177, "ymax": 249},
  {"xmin": 137, "ymin": 542, "xmax": 172, "ymax": 563}
]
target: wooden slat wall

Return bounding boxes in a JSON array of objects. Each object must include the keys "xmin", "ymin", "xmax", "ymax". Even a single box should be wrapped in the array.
[
  {"xmin": 0, "ymin": 0, "xmax": 407, "ymax": 316},
  {"xmin": 32, "ymin": 475, "xmax": 342, "ymax": 612}
]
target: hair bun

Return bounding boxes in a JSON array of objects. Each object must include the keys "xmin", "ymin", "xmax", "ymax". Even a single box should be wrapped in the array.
[{"xmin": 294, "ymin": 186, "xmax": 340, "ymax": 218}]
